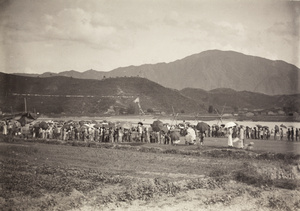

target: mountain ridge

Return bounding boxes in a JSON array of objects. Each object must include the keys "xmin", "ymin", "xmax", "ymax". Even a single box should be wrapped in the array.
[
  {"xmin": 12, "ymin": 50, "xmax": 300, "ymax": 95},
  {"xmin": 1, "ymin": 72, "xmax": 299, "ymax": 116}
]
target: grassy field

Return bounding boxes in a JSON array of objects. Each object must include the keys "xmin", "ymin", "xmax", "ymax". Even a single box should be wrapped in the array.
[{"xmin": 1, "ymin": 136, "xmax": 300, "ymax": 210}]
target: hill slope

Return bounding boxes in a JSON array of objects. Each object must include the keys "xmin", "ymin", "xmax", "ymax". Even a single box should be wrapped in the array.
[
  {"xmin": 15, "ymin": 50, "xmax": 300, "ymax": 95},
  {"xmin": 180, "ymin": 88, "xmax": 300, "ymax": 114},
  {"xmin": 0, "ymin": 73, "xmax": 205, "ymax": 115}
]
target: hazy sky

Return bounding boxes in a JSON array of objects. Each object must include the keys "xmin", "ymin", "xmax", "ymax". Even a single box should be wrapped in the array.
[{"xmin": 0, "ymin": 0, "xmax": 299, "ymax": 74}]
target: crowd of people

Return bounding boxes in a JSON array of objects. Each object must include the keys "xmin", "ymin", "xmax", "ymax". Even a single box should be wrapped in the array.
[{"xmin": 0, "ymin": 119, "xmax": 299, "ymax": 147}]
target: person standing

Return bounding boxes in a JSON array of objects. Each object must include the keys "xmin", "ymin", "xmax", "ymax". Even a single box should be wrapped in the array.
[
  {"xmin": 228, "ymin": 127, "xmax": 233, "ymax": 147},
  {"xmin": 280, "ymin": 128, "xmax": 284, "ymax": 140},
  {"xmin": 239, "ymin": 126, "xmax": 245, "ymax": 148},
  {"xmin": 200, "ymin": 132, "xmax": 205, "ymax": 146},
  {"xmin": 296, "ymin": 128, "xmax": 299, "ymax": 141},
  {"xmin": 291, "ymin": 128, "xmax": 294, "ymax": 141},
  {"xmin": 2, "ymin": 122, "xmax": 7, "ymax": 135},
  {"xmin": 287, "ymin": 128, "xmax": 291, "ymax": 141}
]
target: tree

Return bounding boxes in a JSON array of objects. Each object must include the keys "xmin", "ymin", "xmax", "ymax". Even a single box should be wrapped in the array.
[
  {"xmin": 233, "ymin": 106, "xmax": 239, "ymax": 113},
  {"xmin": 147, "ymin": 108, "xmax": 154, "ymax": 113},
  {"xmin": 127, "ymin": 104, "xmax": 136, "ymax": 114}
]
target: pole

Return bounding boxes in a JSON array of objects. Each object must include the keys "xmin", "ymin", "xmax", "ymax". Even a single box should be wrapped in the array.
[{"xmin": 24, "ymin": 98, "xmax": 27, "ymax": 113}]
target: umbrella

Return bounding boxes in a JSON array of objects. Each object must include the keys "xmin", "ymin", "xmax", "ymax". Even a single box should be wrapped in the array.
[
  {"xmin": 62, "ymin": 124, "xmax": 71, "ymax": 130},
  {"xmin": 256, "ymin": 124, "xmax": 262, "ymax": 128},
  {"xmin": 39, "ymin": 121, "xmax": 49, "ymax": 130},
  {"xmin": 275, "ymin": 125, "xmax": 279, "ymax": 132},
  {"xmin": 13, "ymin": 121, "xmax": 21, "ymax": 128},
  {"xmin": 161, "ymin": 126, "xmax": 169, "ymax": 133},
  {"xmin": 108, "ymin": 122, "xmax": 115, "ymax": 128},
  {"xmin": 151, "ymin": 120, "xmax": 164, "ymax": 132},
  {"xmin": 121, "ymin": 122, "xmax": 132, "ymax": 129},
  {"xmin": 225, "ymin": 122, "xmax": 236, "ymax": 128},
  {"xmin": 280, "ymin": 124, "xmax": 287, "ymax": 129},
  {"xmin": 178, "ymin": 123, "xmax": 185, "ymax": 129},
  {"xmin": 138, "ymin": 122, "xmax": 143, "ymax": 126},
  {"xmin": 33, "ymin": 122, "xmax": 40, "ymax": 128},
  {"xmin": 196, "ymin": 122, "xmax": 209, "ymax": 133},
  {"xmin": 169, "ymin": 130, "xmax": 180, "ymax": 142},
  {"xmin": 263, "ymin": 126, "xmax": 269, "ymax": 129},
  {"xmin": 94, "ymin": 123, "xmax": 102, "ymax": 129},
  {"xmin": 79, "ymin": 126, "xmax": 88, "ymax": 132},
  {"xmin": 91, "ymin": 120, "xmax": 98, "ymax": 124},
  {"xmin": 79, "ymin": 121, "xmax": 85, "ymax": 126}
]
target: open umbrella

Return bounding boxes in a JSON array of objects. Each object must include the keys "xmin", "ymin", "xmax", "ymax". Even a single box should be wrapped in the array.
[
  {"xmin": 225, "ymin": 122, "xmax": 236, "ymax": 128},
  {"xmin": 275, "ymin": 125, "xmax": 279, "ymax": 132},
  {"xmin": 100, "ymin": 122, "xmax": 109, "ymax": 129},
  {"xmin": 263, "ymin": 126, "xmax": 269, "ymax": 129},
  {"xmin": 79, "ymin": 121, "xmax": 85, "ymax": 126},
  {"xmin": 256, "ymin": 124, "xmax": 262, "ymax": 128},
  {"xmin": 79, "ymin": 125, "xmax": 88, "ymax": 132},
  {"xmin": 151, "ymin": 120, "xmax": 164, "ymax": 132},
  {"xmin": 62, "ymin": 124, "xmax": 71, "ymax": 130},
  {"xmin": 108, "ymin": 122, "xmax": 115, "ymax": 128},
  {"xmin": 178, "ymin": 123, "xmax": 185, "ymax": 129},
  {"xmin": 280, "ymin": 124, "xmax": 287, "ymax": 129},
  {"xmin": 121, "ymin": 122, "xmax": 132, "ymax": 129},
  {"xmin": 33, "ymin": 122, "xmax": 40, "ymax": 128},
  {"xmin": 94, "ymin": 123, "xmax": 102, "ymax": 129},
  {"xmin": 170, "ymin": 130, "xmax": 180, "ymax": 143},
  {"xmin": 161, "ymin": 126, "xmax": 169, "ymax": 133},
  {"xmin": 39, "ymin": 121, "xmax": 49, "ymax": 130},
  {"xmin": 196, "ymin": 122, "xmax": 209, "ymax": 133}
]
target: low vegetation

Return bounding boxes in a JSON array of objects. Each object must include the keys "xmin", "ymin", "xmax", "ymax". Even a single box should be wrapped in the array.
[{"xmin": 1, "ymin": 136, "xmax": 300, "ymax": 210}]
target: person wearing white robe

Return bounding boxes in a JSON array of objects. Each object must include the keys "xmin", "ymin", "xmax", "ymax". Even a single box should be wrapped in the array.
[
  {"xmin": 185, "ymin": 126, "xmax": 196, "ymax": 145},
  {"xmin": 228, "ymin": 127, "xmax": 233, "ymax": 147},
  {"xmin": 2, "ymin": 122, "xmax": 7, "ymax": 135}
]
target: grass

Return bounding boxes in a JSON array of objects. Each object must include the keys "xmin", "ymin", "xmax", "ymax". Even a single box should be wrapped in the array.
[{"xmin": 1, "ymin": 137, "xmax": 300, "ymax": 210}]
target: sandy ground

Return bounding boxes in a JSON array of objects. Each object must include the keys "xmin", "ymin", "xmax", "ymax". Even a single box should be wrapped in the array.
[{"xmin": 74, "ymin": 183, "xmax": 300, "ymax": 211}]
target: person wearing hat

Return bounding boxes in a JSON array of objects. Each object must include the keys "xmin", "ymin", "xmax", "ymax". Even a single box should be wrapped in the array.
[{"xmin": 137, "ymin": 122, "xmax": 143, "ymax": 142}]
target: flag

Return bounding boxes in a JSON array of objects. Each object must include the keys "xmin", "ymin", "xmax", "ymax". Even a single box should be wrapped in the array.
[{"xmin": 133, "ymin": 97, "xmax": 139, "ymax": 103}]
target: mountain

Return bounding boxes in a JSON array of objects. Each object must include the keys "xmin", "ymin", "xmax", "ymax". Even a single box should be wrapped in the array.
[
  {"xmin": 14, "ymin": 50, "xmax": 300, "ymax": 95},
  {"xmin": 0, "ymin": 72, "xmax": 205, "ymax": 115},
  {"xmin": 107, "ymin": 50, "xmax": 300, "ymax": 95}
]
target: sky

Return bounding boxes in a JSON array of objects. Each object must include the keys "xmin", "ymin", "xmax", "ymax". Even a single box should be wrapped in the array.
[{"xmin": 0, "ymin": 0, "xmax": 299, "ymax": 74}]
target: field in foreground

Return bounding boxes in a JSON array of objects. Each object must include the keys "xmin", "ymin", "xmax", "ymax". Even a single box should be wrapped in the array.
[{"xmin": 1, "ymin": 137, "xmax": 300, "ymax": 210}]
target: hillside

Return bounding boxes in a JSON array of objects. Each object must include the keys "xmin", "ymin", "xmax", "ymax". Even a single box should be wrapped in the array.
[
  {"xmin": 180, "ymin": 88, "xmax": 300, "ymax": 114},
  {"xmin": 0, "ymin": 73, "xmax": 205, "ymax": 115},
  {"xmin": 15, "ymin": 50, "xmax": 300, "ymax": 95}
]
